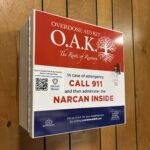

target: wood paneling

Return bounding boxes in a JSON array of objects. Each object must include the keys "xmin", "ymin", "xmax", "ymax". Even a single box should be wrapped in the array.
[
  {"xmin": 43, "ymin": 0, "xmax": 69, "ymax": 150},
  {"xmin": 97, "ymin": 1, "xmax": 116, "ymax": 149},
  {"xmin": 68, "ymin": 1, "xmax": 100, "ymax": 150},
  {"xmin": 43, "ymin": 0, "xmax": 66, "ymax": 16},
  {"xmin": 97, "ymin": 0, "xmax": 112, "ymax": 28},
  {"xmin": 113, "ymin": 0, "xmax": 137, "ymax": 150},
  {"xmin": 1, "ymin": 0, "xmax": 150, "ymax": 150},
  {"xmin": 71, "ymin": 130, "xmax": 100, "ymax": 150},
  {"xmin": 133, "ymin": 0, "xmax": 150, "ymax": 150},
  {"xmin": 46, "ymin": 134, "xmax": 69, "ymax": 150},
  {"xmin": 68, "ymin": 0, "xmax": 96, "ymax": 24},
  {"xmin": 0, "ymin": 0, "xmax": 41, "ymax": 32},
  {"xmin": 0, "ymin": 1, "xmax": 44, "ymax": 150}
]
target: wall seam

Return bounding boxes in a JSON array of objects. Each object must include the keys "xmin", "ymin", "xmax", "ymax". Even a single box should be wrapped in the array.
[
  {"xmin": 111, "ymin": 0, "xmax": 117, "ymax": 150},
  {"xmin": 41, "ymin": 1, "xmax": 45, "ymax": 149},
  {"xmin": 44, "ymin": 137, "xmax": 46, "ymax": 150},
  {"xmin": 66, "ymin": 0, "xmax": 68, "ymax": 17},
  {"xmin": 99, "ymin": 129, "xmax": 101, "ymax": 150},
  {"xmin": 95, "ymin": 0, "xmax": 98, "ymax": 26},
  {"xmin": 115, "ymin": 127, "xmax": 118, "ymax": 150},
  {"xmin": 66, "ymin": 1, "xmax": 70, "ymax": 150},
  {"xmin": 41, "ymin": 0, "xmax": 44, "ymax": 11},
  {"xmin": 69, "ymin": 133, "xmax": 72, "ymax": 150},
  {"xmin": 111, "ymin": 0, "xmax": 114, "ymax": 30},
  {"xmin": 131, "ymin": 0, "xmax": 138, "ymax": 150}
]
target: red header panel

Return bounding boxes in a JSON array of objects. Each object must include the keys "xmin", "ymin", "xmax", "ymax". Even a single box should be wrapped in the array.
[{"xmin": 35, "ymin": 10, "xmax": 124, "ymax": 72}]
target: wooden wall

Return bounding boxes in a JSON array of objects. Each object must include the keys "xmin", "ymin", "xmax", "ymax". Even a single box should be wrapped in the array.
[{"xmin": 0, "ymin": 0, "xmax": 150, "ymax": 150}]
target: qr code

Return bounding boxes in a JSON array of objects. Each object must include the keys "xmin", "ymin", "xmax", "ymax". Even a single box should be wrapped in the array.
[{"xmin": 36, "ymin": 78, "xmax": 48, "ymax": 91}]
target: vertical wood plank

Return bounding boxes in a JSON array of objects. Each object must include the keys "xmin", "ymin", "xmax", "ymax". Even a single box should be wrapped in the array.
[
  {"xmin": 97, "ymin": 0, "xmax": 116, "ymax": 149},
  {"xmin": 97, "ymin": 0, "xmax": 112, "ymax": 28},
  {"xmin": 68, "ymin": 0, "xmax": 100, "ymax": 150},
  {"xmin": 0, "ymin": 0, "xmax": 44, "ymax": 150},
  {"xmin": 0, "ymin": 0, "xmax": 41, "ymax": 32},
  {"xmin": 43, "ymin": 0, "xmax": 66, "ymax": 16},
  {"xmin": 68, "ymin": 0, "xmax": 96, "ymax": 24},
  {"xmin": 113, "ymin": 0, "xmax": 137, "ymax": 150},
  {"xmin": 71, "ymin": 130, "xmax": 100, "ymax": 150},
  {"xmin": 132, "ymin": 0, "xmax": 150, "ymax": 150},
  {"xmin": 43, "ymin": 1, "xmax": 69, "ymax": 150},
  {"xmin": 45, "ymin": 134, "xmax": 69, "ymax": 150}
]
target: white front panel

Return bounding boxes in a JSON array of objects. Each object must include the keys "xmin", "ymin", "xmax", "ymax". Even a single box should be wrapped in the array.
[{"xmin": 33, "ymin": 65, "xmax": 125, "ymax": 111}]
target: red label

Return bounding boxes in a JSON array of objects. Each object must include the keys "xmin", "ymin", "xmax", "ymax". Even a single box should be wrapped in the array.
[{"xmin": 35, "ymin": 10, "xmax": 124, "ymax": 72}]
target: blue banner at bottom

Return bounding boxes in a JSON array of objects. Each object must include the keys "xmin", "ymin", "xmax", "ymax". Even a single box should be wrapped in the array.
[{"xmin": 34, "ymin": 106, "xmax": 125, "ymax": 137}]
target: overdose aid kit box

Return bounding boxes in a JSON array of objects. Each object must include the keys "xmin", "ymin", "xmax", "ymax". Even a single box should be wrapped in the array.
[{"xmin": 19, "ymin": 10, "xmax": 125, "ymax": 138}]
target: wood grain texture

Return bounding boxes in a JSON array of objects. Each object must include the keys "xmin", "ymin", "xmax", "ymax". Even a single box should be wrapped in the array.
[
  {"xmin": 71, "ymin": 130, "xmax": 100, "ymax": 150},
  {"xmin": 101, "ymin": 126, "xmax": 116, "ymax": 150},
  {"xmin": 68, "ymin": 1, "xmax": 100, "ymax": 149},
  {"xmin": 97, "ymin": 0, "xmax": 112, "ymax": 28},
  {"xmin": 113, "ymin": 0, "xmax": 137, "ymax": 150},
  {"xmin": 0, "ymin": 32, "xmax": 43, "ymax": 150},
  {"xmin": 132, "ymin": 0, "xmax": 150, "ymax": 150},
  {"xmin": 97, "ymin": 1, "xmax": 116, "ymax": 149},
  {"xmin": 1, "ymin": 0, "xmax": 149, "ymax": 150},
  {"xmin": 0, "ymin": 0, "xmax": 41, "ymax": 32},
  {"xmin": 46, "ymin": 134, "xmax": 69, "ymax": 150},
  {"xmin": 68, "ymin": 0, "xmax": 96, "ymax": 24},
  {"xmin": 43, "ymin": 0, "xmax": 66, "ymax": 16},
  {"xmin": 43, "ymin": 1, "xmax": 69, "ymax": 150},
  {"xmin": 0, "ymin": 1, "xmax": 44, "ymax": 150}
]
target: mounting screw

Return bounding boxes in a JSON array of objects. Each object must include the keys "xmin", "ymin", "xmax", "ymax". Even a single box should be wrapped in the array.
[{"xmin": 114, "ymin": 63, "xmax": 120, "ymax": 74}]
